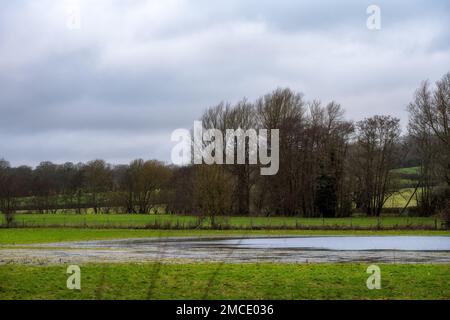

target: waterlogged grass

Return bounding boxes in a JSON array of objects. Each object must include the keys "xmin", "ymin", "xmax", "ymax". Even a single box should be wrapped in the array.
[
  {"xmin": 0, "ymin": 228, "xmax": 448, "ymax": 245},
  {"xmin": 2, "ymin": 213, "xmax": 439, "ymax": 229},
  {"xmin": 0, "ymin": 263, "xmax": 448, "ymax": 300}
]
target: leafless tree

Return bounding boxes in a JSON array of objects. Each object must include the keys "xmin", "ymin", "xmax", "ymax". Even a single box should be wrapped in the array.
[
  {"xmin": 407, "ymin": 72, "xmax": 450, "ymax": 214},
  {"xmin": 353, "ymin": 115, "xmax": 401, "ymax": 216},
  {"xmin": 193, "ymin": 165, "xmax": 233, "ymax": 227},
  {"xmin": 0, "ymin": 159, "xmax": 16, "ymax": 226},
  {"xmin": 83, "ymin": 160, "xmax": 112, "ymax": 214}
]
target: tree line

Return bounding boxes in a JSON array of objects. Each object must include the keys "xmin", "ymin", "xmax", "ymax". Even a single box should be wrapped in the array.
[{"xmin": 1, "ymin": 72, "xmax": 449, "ymax": 224}]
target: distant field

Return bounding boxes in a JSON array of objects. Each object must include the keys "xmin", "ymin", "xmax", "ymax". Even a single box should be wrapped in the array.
[
  {"xmin": 385, "ymin": 188, "xmax": 418, "ymax": 208},
  {"xmin": 391, "ymin": 167, "xmax": 420, "ymax": 175},
  {"xmin": 1, "ymin": 263, "xmax": 449, "ymax": 299},
  {"xmin": 1, "ymin": 213, "xmax": 440, "ymax": 229}
]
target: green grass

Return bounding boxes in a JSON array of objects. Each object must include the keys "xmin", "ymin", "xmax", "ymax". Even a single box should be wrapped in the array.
[
  {"xmin": 2, "ymin": 213, "xmax": 439, "ymax": 229},
  {"xmin": 0, "ymin": 263, "xmax": 448, "ymax": 299},
  {"xmin": 391, "ymin": 167, "xmax": 420, "ymax": 175},
  {"xmin": 0, "ymin": 228, "xmax": 448, "ymax": 245},
  {"xmin": 385, "ymin": 188, "xmax": 418, "ymax": 208}
]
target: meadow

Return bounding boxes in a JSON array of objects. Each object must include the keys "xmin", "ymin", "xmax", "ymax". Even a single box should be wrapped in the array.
[{"xmin": 0, "ymin": 263, "xmax": 448, "ymax": 300}]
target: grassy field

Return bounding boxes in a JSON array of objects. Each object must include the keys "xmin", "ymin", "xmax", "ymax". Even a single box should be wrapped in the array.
[
  {"xmin": 391, "ymin": 167, "xmax": 420, "ymax": 175},
  {"xmin": 387, "ymin": 166, "xmax": 421, "ymax": 206},
  {"xmin": 1, "ymin": 213, "xmax": 440, "ymax": 229},
  {"xmin": 0, "ymin": 263, "xmax": 448, "ymax": 299},
  {"xmin": 385, "ymin": 188, "xmax": 418, "ymax": 208},
  {"xmin": 0, "ymin": 228, "xmax": 448, "ymax": 245}
]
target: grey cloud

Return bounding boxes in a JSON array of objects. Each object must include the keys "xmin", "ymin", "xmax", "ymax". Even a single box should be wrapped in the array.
[{"xmin": 0, "ymin": 0, "xmax": 449, "ymax": 166}]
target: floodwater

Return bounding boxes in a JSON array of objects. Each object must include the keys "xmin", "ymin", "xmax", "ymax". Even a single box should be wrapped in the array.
[
  {"xmin": 1, "ymin": 236, "xmax": 450, "ymax": 265},
  {"xmin": 211, "ymin": 236, "xmax": 450, "ymax": 251}
]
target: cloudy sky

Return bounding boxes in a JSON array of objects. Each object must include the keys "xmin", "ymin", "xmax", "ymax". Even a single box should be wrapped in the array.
[{"xmin": 1, "ymin": 0, "xmax": 449, "ymax": 166}]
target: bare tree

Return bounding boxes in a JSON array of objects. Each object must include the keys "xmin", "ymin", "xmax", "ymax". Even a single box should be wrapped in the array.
[
  {"xmin": 83, "ymin": 160, "xmax": 112, "ymax": 214},
  {"xmin": 256, "ymin": 88, "xmax": 306, "ymax": 216},
  {"xmin": 32, "ymin": 161, "xmax": 60, "ymax": 213},
  {"xmin": 193, "ymin": 165, "xmax": 233, "ymax": 227},
  {"xmin": 0, "ymin": 160, "xmax": 13, "ymax": 225},
  {"xmin": 115, "ymin": 159, "xmax": 171, "ymax": 214},
  {"xmin": 353, "ymin": 115, "xmax": 401, "ymax": 216},
  {"xmin": 407, "ymin": 72, "xmax": 450, "ymax": 214},
  {"xmin": 166, "ymin": 165, "xmax": 196, "ymax": 214},
  {"xmin": 201, "ymin": 99, "xmax": 260, "ymax": 215},
  {"xmin": 0, "ymin": 160, "xmax": 20, "ymax": 226}
]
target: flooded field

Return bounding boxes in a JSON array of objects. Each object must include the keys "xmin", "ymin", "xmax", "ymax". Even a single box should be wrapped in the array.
[{"xmin": 1, "ymin": 236, "xmax": 449, "ymax": 265}]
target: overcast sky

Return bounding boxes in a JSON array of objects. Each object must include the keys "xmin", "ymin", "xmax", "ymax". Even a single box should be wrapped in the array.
[{"xmin": 1, "ymin": 0, "xmax": 449, "ymax": 166}]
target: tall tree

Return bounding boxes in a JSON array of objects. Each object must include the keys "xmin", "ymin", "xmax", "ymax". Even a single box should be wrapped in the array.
[
  {"xmin": 201, "ymin": 100, "xmax": 258, "ymax": 215},
  {"xmin": 193, "ymin": 165, "xmax": 233, "ymax": 227},
  {"xmin": 83, "ymin": 160, "xmax": 112, "ymax": 214},
  {"xmin": 408, "ymin": 72, "xmax": 450, "ymax": 214},
  {"xmin": 0, "ymin": 160, "xmax": 15, "ymax": 226},
  {"xmin": 353, "ymin": 115, "xmax": 401, "ymax": 216}
]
